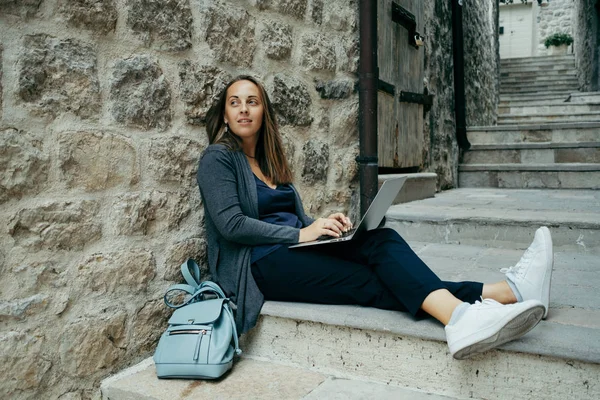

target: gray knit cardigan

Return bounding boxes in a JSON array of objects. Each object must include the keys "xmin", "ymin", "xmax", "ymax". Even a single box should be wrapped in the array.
[{"xmin": 197, "ymin": 144, "xmax": 314, "ymax": 334}]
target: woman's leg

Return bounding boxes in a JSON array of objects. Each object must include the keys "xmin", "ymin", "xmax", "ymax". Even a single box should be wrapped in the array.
[{"xmin": 252, "ymin": 245, "xmax": 406, "ymax": 311}]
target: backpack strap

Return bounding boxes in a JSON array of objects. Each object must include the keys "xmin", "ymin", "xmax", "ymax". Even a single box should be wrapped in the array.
[
  {"xmin": 223, "ymin": 304, "xmax": 242, "ymax": 355},
  {"xmin": 181, "ymin": 259, "xmax": 201, "ymax": 288}
]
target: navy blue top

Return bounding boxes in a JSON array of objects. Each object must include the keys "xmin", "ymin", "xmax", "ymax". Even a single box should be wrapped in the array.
[{"xmin": 251, "ymin": 174, "xmax": 302, "ymax": 263}]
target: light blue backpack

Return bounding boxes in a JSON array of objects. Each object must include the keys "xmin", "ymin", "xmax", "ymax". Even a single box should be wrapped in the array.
[{"xmin": 153, "ymin": 259, "xmax": 241, "ymax": 379}]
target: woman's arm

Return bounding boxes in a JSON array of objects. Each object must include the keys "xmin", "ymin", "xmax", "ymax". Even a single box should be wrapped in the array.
[{"xmin": 197, "ymin": 147, "xmax": 300, "ymax": 245}]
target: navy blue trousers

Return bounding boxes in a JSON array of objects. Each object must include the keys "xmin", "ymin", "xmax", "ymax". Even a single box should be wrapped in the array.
[{"xmin": 251, "ymin": 228, "xmax": 483, "ymax": 316}]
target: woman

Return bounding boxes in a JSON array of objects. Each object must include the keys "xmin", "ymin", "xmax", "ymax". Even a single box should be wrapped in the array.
[{"xmin": 196, "ymin": 76, "xmax": 553, "ymax": 360}]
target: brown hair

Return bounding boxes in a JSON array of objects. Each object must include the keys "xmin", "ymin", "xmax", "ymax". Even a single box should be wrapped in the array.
[{"xmin": 205, "ymin": 75, "xmax": 293, "ymax": 185}]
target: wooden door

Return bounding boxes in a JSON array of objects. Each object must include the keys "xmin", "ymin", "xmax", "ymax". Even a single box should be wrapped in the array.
[{"xmin": 377, "ymin": 0, "xmax": 426, "ymax": 169}]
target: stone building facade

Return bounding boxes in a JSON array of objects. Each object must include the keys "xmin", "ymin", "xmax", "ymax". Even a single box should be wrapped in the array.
[
  {"xmin": 536, "ymin": 0, "xmax": 574, "ymax": 54},
  {"xmin": 0, "ymin": 0, "xmax": 498, "ymax": 398}
]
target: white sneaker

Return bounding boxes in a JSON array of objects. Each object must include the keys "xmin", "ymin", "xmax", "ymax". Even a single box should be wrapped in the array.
[
  {"xmin": 445, "ymin": 299, "xmax": 545, "ymax": 360},
  {"xmin": 501, "ymin": 226, "xmax": 553, "ymax": 319}
]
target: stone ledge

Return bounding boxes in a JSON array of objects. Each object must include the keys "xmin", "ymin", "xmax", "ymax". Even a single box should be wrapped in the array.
[{"xmin": 459, "ymin": 163, "xmax": 600, "ymax": 172}]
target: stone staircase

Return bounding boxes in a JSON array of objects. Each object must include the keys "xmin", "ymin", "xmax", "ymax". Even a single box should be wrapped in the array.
[
  {"xmin": 101, "ymin": 188, "xmax": 600, "ymax": 400},
  {"xmin": 460, "ymin": 55, "xmax": 600, "ymax": 189}
]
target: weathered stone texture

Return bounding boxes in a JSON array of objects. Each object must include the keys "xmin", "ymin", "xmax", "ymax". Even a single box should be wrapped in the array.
[
  {"xmin": 299, "ymin": 33, "xmax": 336, "ymax": 71},
  {"xmin": 263, "ymin": 21, "xmax": 293, "ymax": 61},
  {"xmin": 256, "ymin": 0, "xmax": 307, "ymax": 20},
  {"xmin": 129, "ymin": 300, "xmax": 171, "ymax": 354},
  {"xmin": 59, "ymin": 0, "xmax": 118, "ymax": 35},
  {"xmin": 0, "ymin": 0, "xmax": 42, "ymax": 17},
  {"xmin": 127, "ymin": 0, "xmax": 192, "ymax": 51},
  {"xmin": 423, "ymin": 0, "xmax": 458, "ymax": 190},
  {"xmin": 463, "ymin": 1, "xmax": 499, "ymax": 127},
  {"xmin": 0, "ymin": 294, "xmax": 49, "ymax": 321},
  {"xmin": 536, "ymin": 0, "xmax": 574, "ymax": 54},
  {"xmin": 18, "ymin": 35, "xmax": 100, "ymax": 119},
  {"xmin": 164, "ymin": 237, "xmax": 208, "ymax": 281},
  {"xmin": 148, "ymin": 136, "xmax": 203, "ymax": 184},
  {"xmin": 322, "ymin": 0, "xmax": 358, "ymax": 32},
  {"xmin": 271, "ymin": 74, "xmax": 313, "ymax": 126},
  {"xmin": 9, "ymin": 200, "xmax": 102, "ymax": 250},
  {"xmin": 58, "ymin": 131, "xmax": 138, "ymax": 192},
  {"xmin": 0, "ymin": 45, "xmax": 3, "ymax": 118},
  {"xmin": 110, "ymin": 56, "xmax": 172, "ymax": 130},
  {"xmin": 302, "ymin": 140, "xmax": 329, "ymax": 184},
  {"xmin": 311, "ymin": 0, "xmax": 323, "ymax": 24},
  {"xmin": 0, "ymin": 330, "xmax": 51, "ymax": 398},
  {"xmin": 59, "ymin": 312, "xmax": 127, "ymax": 377},
  {"xmin": 315, "ymin": 79, "xmax": 355, "ymax": 99},
  {"xmin": 76, "ymin": 249, "xmax": 155, "ymax": 294},
  {"xmin": 179, "ymin": 62, "xmax": 231, "ymax": 125},
  {"xmin": 0, "ymin": 128, "xmax": 49, "ymax": 203},
  {"xmin": 204, "ymin": 3, "xmax": 257, "ymax": 67},
  {"xmin": 110, "ymin": 191, "xmax": 190, "ymax": 236},
  {"xmin": 329, "ymin": 100, "xmax": 359, "ymax": 147},
  {"xmin": 573, "ymin": 0, "xmax": 598, "ymax": 91}
]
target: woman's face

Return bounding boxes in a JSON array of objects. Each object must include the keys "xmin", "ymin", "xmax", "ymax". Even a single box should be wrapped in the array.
[{"xmin": 224, "ymin": 80, "xmax": 264, "ymax": 143}]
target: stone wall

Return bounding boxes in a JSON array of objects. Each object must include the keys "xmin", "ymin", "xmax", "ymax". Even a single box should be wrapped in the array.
[
  {"xmin": 536, "ymin": 0, "xmax": 574, "ymax": 55},
  {"xmin": 0, "ymin": 0, "xmax": 359, "ymax": 398},
  {"xmin": 464, "ymin": 1, "xmax": 499, "ymax": 127},
  {"xmin": 423, "ymin": 1, "xmax": 499, "ymax": 190},
  {"xmin": 573, "ymin": 0, "xmax": 599, "ymax": 91}
]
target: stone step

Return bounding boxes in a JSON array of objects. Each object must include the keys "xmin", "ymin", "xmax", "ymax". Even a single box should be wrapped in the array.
[
  {"xmin": 387, "ymin": 188, "xmax": 600, "ymax": 252},
  {"xmin": 500, "ymin": 55, "xmax": 574, "ymax": 65},
  {"xmin": 499, "ymin": 93, "xmax": 600, "ymax": 107},
  {"xmin": 500, "ymin": 70, "xmax": 577, "ymax": 79},
  {"xmin": 500, "ymin": 92, "xmax": 574, "ymax": 103},
  {"xmin": 498, "ymin": 103, "xmax": 600, "ymax": 115},
  {"xmin": 458, "ymin": 163, "xmax": 600, "ymax": 190},
  {"xmin": 467, "ymin": 122, "xmax": 600, "ymax": 145},
  {"xmin": 500, "ymin": 63, "xmax": 575, "ymax": 73},
  {"xmin": 101, "ymin": 357, "xmax": 464, "ymax": 400},
  {"xmin": 463, "ymin": 142, "xmax": 600, "ymax": 164},
  {"xmin": 500, "ymin": 84, "xmax": 581, "ymax": 95},
  {"xmin": 501, "ymin": 75, "xmax": 579, "ymax": 85},
  {"xmin": 379, "ymin": 172, "xmax": 437, "ymax": 204},
  {"xmin": 500, "ymin": 59, "xmax": 575, "ymax": 68},
  {"xmin": 498, "ymin": 111, "xmax": 600, "ymax": 124}
]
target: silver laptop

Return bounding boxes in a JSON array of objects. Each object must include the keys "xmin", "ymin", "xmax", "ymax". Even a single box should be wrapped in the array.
[{"xmin": 289, "ymin": 177, "xmax": 406, "ymax": 249}]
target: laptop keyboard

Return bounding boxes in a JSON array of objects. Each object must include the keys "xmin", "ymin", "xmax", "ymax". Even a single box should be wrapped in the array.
[{"xmin": 317, "ymin": 228, "xmax": 356, "ymax": 241}]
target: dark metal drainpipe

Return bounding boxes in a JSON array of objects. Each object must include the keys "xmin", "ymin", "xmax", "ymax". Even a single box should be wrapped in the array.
[
  {"xmin": 358, "ymin": 0, "xmax": 379, "ymax": 217},
  {"xmin": 451, "ymin": 0, "xmax": 471, "ymax": 150}
]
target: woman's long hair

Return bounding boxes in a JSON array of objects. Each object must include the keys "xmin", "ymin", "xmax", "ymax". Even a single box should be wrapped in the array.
[{"xmin": 205, "ymin": 75, "xmax": 293, "ymax": 185}]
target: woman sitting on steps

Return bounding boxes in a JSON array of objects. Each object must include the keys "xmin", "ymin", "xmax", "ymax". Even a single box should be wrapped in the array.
[{"xmin": 196, "ymin": 75, "xmax": 554, "ymax": 360}]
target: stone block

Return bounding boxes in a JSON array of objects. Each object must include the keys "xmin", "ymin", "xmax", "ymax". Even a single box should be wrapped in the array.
[
  {"xmin": 262, "ymin": 21, "xmax": 293, "ymax": 61},
  {"xmin": 126, "ymin": 0, "xmax": 192, "ymax": 51},
  {"xmin": 0, "ymin": 44, "xmax": 3, "ymax": 118},
  {"xmin": 255, "ymin": 0, "xmax": 307, "ymax": 20},
  {"xmin": 179, "ymin": 62, "xmax": 231, "ymax": 125},
  {"xmin": 18, "ymin": 34, "xmax": 100, "ymax": 119},
  {"xmin": 332, "ymin": 145, "xmax": 358, "ymax": 184},
  {"xmin": 164, "ymin": 237, "xmax": 209, "ymax": 281},
  {"xmin": 0, "ymin": 0, "xmax": 42, "ymax": 18},
  {"xmin": 311, "ymin": 0, "xmax": 323, "ymax": 24},
  {"xmin": 147, "ymin": 136, "xmax": 203, "ymax": 185},
  {"xmin": 556, "ymin": 148, "xmax": 600, "ymax": 163},
  {"xmin": 0, "ymin": 294, "xmax": 49, "ymax": 321},
  {"xmin": 329, "ymin": 100, "xmax": 359, "ymax": 146},
  {"xmin": 59, "ymin": 312, "xmax": 127, "ymax": 377},
  {"xmin": 76, "ymin": 249, "xmax": 156, "ymax": 295},
  {"xmin": 110, "ymin": 55, "xmax": 172, "ymax": 130},
  {"xmin": 129, "ymin": 300, "xmax": 172, "ymax": 354},
  {"xmin": 9, "ymin": 200, "xmax": 102, "ymax": 250},
  {"xmin": 204, "ymin": 2, "xmax": 257, "ymax": 67},
  {"xmin": 58, "ymin": 131, "xmax": 138, "ymax": 191},
  {"xmin": 299, "ymin": 33, "xmax": 336, "ymax": 71},
  {"xmin": 315, "ymin": 79, "xmax": 355, "ymax": 99},
  {"xmin": 322, "ymin": 0, "xmax": 358, "ymax": 32},
  {"xmin": 302, "ymin": 140, "xmax": 329, "ymax": 183},
  {"xmin": 339, "ymin": 34, "xmax": 359, "ymax": 73},
  {"xmin": 0, "ymin": 128, "xmax": 49, "ymax": 203},
  {"xmin": 521, "ymin": 149, "xmax": 555, "ymax": 164},
  {"xmin": 110, "ymin": 191, "xmax": 191, "ymax": 236},
  {"xmin": 58, "ymin": 0, "xmax": 118, "ymax": 35},
  {"xmin": 0, "ymin": 330, "xmax": 51, "ymax": 398},
  {"xmin": 271, "ymin": 74, "xmax": 313, "ymax": 126}
]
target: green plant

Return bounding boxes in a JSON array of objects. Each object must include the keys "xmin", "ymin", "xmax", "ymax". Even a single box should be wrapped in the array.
[{"xmin": 544, "ymin": 33, "xmax": 574, "ymax": 48}]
